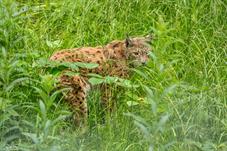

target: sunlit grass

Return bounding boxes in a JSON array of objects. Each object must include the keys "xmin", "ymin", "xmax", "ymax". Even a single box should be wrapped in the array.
[{"xmin": 0, "ymin": 0, "xmax": 226, "ymax": 150}]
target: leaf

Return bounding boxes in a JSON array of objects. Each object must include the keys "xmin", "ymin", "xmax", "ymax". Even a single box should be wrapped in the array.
[
  {"xmin": 159, "ymin": 64, "xmax": 164, "ymax": 72},
  {"xmin": 144, "ymin": 86, "xmax": 157, "ymax": 114},
  {"xmin": 144, "ymin": 86, "xmax": 154, "ymax": 98},
  {"xmin": 48, "ymin": 88, "xmax": 69, "ymax": 109},
  {"xmin": 148, "ymin": 146, "xmax": 154, "ymax": 151},
  {"xmin": 34, "ymin": 87, "xmax": 49, "ymax": 104},
  {"xmin": 13, "ymin": 6, "xmax": 29, "ymax": 17},
  {"xmin": 104, "ymin": 76, "xmax": 119, "ymax": 84},
  {"xmin": 7, "ymin": 108, "xmax": 19, "ymax": 117},
  {"xmin": 126, "ymin": 92, "xmax": 150, "ymax": 107},
  {"xmin": 148, "ymin": 51, "xmax": 157, "ymax": 60},
  {"xmin": 124, "ymin": 112, "xmax": 149, "ymax": 126},
  {"xmin": 40, "ymin": 74, "xmax": 57, "ymax": 93},
  {"xmin": 2, "ymin": 126, "xmax": 20, "ymax": 137},
  {"xmin": 39, "ymin": 100, "xmax": 46, "ymax": 120},
  {"xmin": 156, "ymin": 114, "xmax": 169, "ymax": 132},
  {"xmin": 73, "ymin": 62, "xmax": 99, "ymax": 69},
  {"xmin": 0, "ymin": 94, "xmax": 8, "ymax": 102},
  {"xmin": 5, "ymin": 77, "xmax": 28, "ymax": 92},
  {"xmin": 126, "ymin": 101, "xmax": 139, "ymax": 106},
  {"xmin": 58, "ymin": 62, "xmax": 79, "ymax": 70},
  {"xmin": 44, "ymin": 120, "xmax": 51, "ymax": 138},
  {"xmin": 88, "ymin": 77, "xmax": 104, "ymax": 85},
  {"xmin": 134, "ymin": 120, "xmax": 150, "ymax": 139},
  {"xmin": 87, "ymin": 73, "xmax": 103, "ymax": 78},
  {"xmin": 201, "ymin": 141, "xmax": 216, "ymax": 151},
  {"xmin": 22, "ymin": 120, "xmax": 34, "ymax": 128},
  {"xmin": 1, "ymin": 46, "xmax": 7, "ymax": 58},
  {"xmin": 184, "ymin": 139, "xmax": 202, "ymax": 149},
  {"xmin": 159, "ymin": 114, "xmax": 169, "ymax": 125},
  {"xmin": 52, "ymin": 115, "xmax": 68, "ymax": 125},
  {"xmin": 46, "ymin": 40, "xmax": 62, "ymax": 48},
  {"xmin": 118, "ymin": 78, "xmax": 138, "ymax": 88},
  {"xmin": 64, "ymin": 71, "xmax": 80, "ymax": 77},
  {"xmin": 22, "ymin": 132, "xmax": 39, "ymax": 144},
  {"xmin": 132, "ymin": 68, "xmax": 149, "ymax": 80},
  {"xmin": 162, "ymin": 84, "xmax": 178, "ymax": 97},
  {"xmin": 4, "ymin": 133, "xmax": 21, "ymax": 143},
  {"xmin": 34, "ymin": 58, "xmax": 53, "ymax": 67},
  {"xmin": 36, "ymin": 58, "xmax": 98, "ymax": 72}
]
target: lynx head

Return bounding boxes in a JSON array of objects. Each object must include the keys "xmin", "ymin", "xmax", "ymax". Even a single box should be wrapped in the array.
[{"xmin": 124, "ymin": 34, "xmax": 152, "ymax": 67}]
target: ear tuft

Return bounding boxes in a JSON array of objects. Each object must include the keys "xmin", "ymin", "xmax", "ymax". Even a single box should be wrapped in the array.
[{"xmin": 125, "ymin": 36, "xmax": 133, "ymax": 47}]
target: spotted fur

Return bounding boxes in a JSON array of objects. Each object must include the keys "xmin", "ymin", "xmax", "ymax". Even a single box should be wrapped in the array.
[{"xmin": 50, "ymin": 35, "xmax": 152, "ymax": 125}]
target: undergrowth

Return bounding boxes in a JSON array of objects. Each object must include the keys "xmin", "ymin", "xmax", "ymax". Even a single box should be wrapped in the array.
[{"xmin": 0, "ymin": 0, "xmax": 226, "ymax": 150}]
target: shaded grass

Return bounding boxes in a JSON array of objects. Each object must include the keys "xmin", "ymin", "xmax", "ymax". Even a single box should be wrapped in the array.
[{"xmin": 0, "ymin": 0, "xmax": 227, "ymax": 150}]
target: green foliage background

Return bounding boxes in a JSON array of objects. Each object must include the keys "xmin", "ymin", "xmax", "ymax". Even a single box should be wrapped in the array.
[{"xmin": 0, "ymin": 0, "xmax": 226, "ymax": 150}]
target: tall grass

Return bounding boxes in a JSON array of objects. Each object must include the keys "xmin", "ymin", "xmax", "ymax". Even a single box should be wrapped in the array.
[{"xmin": 0, "ymin": 0, "xmax": 226, "ymax": 150}]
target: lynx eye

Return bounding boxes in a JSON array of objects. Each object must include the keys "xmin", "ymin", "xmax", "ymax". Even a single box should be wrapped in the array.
[{"xmin": 133, "ymin": 52, "xmax": 139, "ymax": 55}]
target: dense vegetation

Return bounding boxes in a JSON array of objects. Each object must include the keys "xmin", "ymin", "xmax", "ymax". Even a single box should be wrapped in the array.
[{"xmin": 0, "ymin": 0, "xmax": 226, "ymax": 150}]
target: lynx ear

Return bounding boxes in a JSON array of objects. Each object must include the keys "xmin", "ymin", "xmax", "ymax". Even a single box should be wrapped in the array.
[{"xmin": 125, "ymin": 37, "xmax": 133, "ymax": 47}]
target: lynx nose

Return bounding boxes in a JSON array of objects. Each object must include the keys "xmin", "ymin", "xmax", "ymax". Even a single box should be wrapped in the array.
[{"xmin": 141, "ymin": 56, "xmax": 148, "ymax": 65}]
